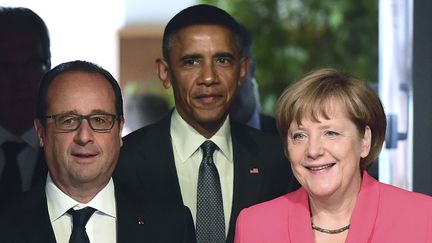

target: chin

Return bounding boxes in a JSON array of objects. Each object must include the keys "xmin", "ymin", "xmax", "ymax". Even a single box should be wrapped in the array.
[
  {"xmin": 196, "ymin": 112, "xmax": 226, "ymax": 124},
  {"xmin": 306, "ymin": 182, "xmax": 340, "ymax": 198}
]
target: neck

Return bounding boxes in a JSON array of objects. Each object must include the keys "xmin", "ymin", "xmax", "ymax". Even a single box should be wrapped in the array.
[
  {"xmin": 177, "ymin": 110, "xmax": 227, "ymax": 139},
  {"xmin": 309, "ymin": 195, "xmax": 356, "ymax": 229},
  {"xmin": 309, "ymin": 175, "xmax": 361, "ymax": 228},
  {"xmin": 197, "ymin": 122, "xmax": 223, "ymax": 139}
]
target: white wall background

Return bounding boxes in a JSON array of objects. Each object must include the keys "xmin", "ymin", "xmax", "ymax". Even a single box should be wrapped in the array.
[
  {"xmin": 125, "ymin": 0, "xmax": 194, "ymax": 24},
  {"xmin": 1, "ymin": 0, "xmax": 195, "ymax": 79}
]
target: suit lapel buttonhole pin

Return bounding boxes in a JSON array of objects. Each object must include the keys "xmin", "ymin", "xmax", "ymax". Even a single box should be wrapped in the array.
[{"xmin": 249, "ymin": 167, "xmax": 259, "ymax": 174}]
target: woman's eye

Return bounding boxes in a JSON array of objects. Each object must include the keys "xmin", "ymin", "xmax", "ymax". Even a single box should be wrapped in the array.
[
  {"xmin": 325, "ymin": 130, "xmax": 339, "ymax": 137},
  {"xmin": 292, "ymin": 133, "xmax": 306, "ymax": 141}
]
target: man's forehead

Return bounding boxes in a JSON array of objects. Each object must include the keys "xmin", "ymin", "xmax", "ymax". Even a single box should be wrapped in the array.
[{"xmin": 171, "ymin": 26, "xmax": 239, "ymax": 51}]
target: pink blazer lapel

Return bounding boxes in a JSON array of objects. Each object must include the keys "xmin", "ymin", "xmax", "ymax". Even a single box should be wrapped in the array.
[
  {"xmin": 288, "ymin": 188, "xmax": 315, "ymax": 243},
  {"xmin": 345, "ymin": 171, "xmax": 379, "ymax": 243}
]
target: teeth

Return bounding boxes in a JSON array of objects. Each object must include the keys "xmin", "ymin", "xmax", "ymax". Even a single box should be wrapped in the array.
[{"xmin": 309, "ymin": 164, "xmax": 333, "ymax": 171}]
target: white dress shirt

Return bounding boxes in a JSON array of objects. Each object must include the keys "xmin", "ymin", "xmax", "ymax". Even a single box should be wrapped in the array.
[
  {"xmin": 0, "ymin": 126, "xmax": 40, "ymax": 191},
  {"xmin": 170, "ymin": 109, "xmax": 234, "ymax": 235},
  {"xmin": 46, "ymin": 174, "xmax": 117, "ymax": 243}
]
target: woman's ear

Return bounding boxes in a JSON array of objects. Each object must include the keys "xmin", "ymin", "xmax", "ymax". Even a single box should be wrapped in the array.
[{"xmin": 360, "ymin": 126, "xmax": 372, "ymax": 158}]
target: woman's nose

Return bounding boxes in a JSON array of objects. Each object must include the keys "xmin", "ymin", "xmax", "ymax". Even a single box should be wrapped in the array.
[{"xmin": 306, "ymin": 136, "xmax": 324, "ymax": 158}]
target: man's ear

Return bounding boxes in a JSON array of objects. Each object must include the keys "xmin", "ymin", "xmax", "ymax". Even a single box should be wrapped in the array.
[
  {"xmin": 238, "ymin": 57, "xmax": 249, "ymax": 87},
  {"xmin": 156, "ymin": 58, "xmax": 171, "ymax": 89},
  {"xmin": 34, "ymin": 119, "xmax": 45, "ymax": 147}
]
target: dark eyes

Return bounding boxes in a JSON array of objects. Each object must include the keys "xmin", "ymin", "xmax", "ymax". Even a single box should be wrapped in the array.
[
  {"xmin": 216, "ymin": 57, "xmax": 232, "ymax": 64},
  {"xmin": 91, "ymin": 115, "xmax": 111, "ymax": 124},
  {"xmin": 182, "ymin": 58, "xmax": 199, "ymax": 66},
  {"xmin": 58, "ymin": 115, "xmax": 79, "ymax": 125}
]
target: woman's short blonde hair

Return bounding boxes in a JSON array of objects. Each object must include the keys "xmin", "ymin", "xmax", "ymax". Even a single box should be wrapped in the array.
[{"xmin": 276, "ymin": 68, "xmax": 386, "ymax": 170}]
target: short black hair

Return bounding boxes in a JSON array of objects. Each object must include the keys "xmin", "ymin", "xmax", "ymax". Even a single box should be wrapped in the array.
[
  {"xmin": 36, "ymin": 60, "xmax": 123, "ymax": 122},
  {"xmin": 0, "ymin": 7, "xmax": 51, "ymax": 66},
  {"xmin": 162, "ymin": 4, "xmax": 243, "ymax": 61}
]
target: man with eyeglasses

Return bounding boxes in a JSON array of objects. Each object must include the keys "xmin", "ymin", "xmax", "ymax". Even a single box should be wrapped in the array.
[
  {"xmin": 0, "ymin": 60, "xmax": 196, "ymax": 243},
  {"xmin": 0, "ymin": 7, "xmax": 51, "ymax": 202}
]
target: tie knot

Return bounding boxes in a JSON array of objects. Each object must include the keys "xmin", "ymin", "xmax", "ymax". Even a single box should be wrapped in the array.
[
  {"xmin": 201, "ymin": 140, "xmax": 217, "ymax": 158},
  {"xmin": 2, "ymin": 141, "xmax": 26, "ymax": 158},
  {"xmin": 67, "ymin": 207, "xmax": 96, "ymax": 228}
]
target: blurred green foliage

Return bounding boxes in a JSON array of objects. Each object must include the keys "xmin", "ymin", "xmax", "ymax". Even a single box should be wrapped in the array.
[{"xmin": 198, "ymin": 0, "xmax": 378, "ymax": 114}]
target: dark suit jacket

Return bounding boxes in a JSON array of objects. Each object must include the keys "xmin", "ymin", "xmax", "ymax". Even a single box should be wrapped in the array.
[
  {"xmin": 0, "ymin": 179, "xmax": 196, "ymax": 243},
  {"xmin": 259, "ymin": 113, "xmax": 278, "ymax": 134},
  {"xmin": 114, "ymin": 114, "xmax": 298, "ymax": 243},
  {"xmin": 0, "ymin": 147, "xmax": 47, "ymax": 206}
]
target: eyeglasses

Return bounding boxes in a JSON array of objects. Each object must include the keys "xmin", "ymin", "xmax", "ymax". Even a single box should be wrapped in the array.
[{"xmin": 45, "ymin": 113, "xmax": 121, "ymax": 132}]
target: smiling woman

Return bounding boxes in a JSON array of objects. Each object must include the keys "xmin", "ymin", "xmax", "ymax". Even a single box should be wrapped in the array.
[{"xmin": 234, "ymin": 68, "xmax": 432, "ymax": 243}]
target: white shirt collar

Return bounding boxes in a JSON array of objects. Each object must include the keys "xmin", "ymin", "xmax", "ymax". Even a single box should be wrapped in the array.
[
  {"xmin": 46, "ymin": 174, "xmax": 117, "ymax": 223},
  {"xmin": 171, "ymin": 109, "xmax": 233, "ymax": 163}
]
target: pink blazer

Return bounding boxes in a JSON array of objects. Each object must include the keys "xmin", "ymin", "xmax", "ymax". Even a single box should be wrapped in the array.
[{"xmin": 234, "ymin": 172, "xmax": 432, "ymax": 243}]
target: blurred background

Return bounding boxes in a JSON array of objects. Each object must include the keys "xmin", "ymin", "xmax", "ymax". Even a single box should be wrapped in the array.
[{"xmin": 2, "ymin": 0, "xmax": 431, "ymax": 194}]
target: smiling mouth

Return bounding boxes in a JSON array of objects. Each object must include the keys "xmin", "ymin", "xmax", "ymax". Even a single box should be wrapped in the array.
[{"xmin": 306, "ymin": 163, "xmax": 336, "ymax": 171}]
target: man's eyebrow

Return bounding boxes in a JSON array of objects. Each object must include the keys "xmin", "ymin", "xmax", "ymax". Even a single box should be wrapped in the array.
[
  {"xmin": 54, "ymin": 109, "xmax": 112, "ymax": 115},
  {"xmin": 179, "ymin": 54, "xmax": 202, "ymax": 61},
  {"xmin": 215, "ymin": 52, "xmax": 235, "ymax": 59},
  {"xmin": 90, "ymin": 109, "xmax": 112, "ymax": 114}
]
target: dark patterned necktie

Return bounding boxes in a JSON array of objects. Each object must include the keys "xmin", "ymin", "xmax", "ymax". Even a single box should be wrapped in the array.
[
  {"xmin": 0, "ymin": 141, "xmax": 25, "ymax": 195},
  {"xmin": 196, "ymin": 140, "xmax": 225, "ymax": 243},
  {"xmin": 67, "ymin": 207, "xmax": 96, "ymax": 243}
]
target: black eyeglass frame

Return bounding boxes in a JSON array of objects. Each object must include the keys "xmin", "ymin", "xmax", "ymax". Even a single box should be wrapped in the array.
[{"xmin": 44, "ymin": 113, "xmax": 122, "ymax": 132}]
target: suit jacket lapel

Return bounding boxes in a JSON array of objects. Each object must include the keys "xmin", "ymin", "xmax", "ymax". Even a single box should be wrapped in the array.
[
  {"xmin": 135, "ymin": 114, "xmax": 183, "ymax": 204},
  {"xmin": 345, "ymin": 172, "xmax": 379, "ymax": 243},
  {"xmin": 20, "ymin": 182, "xmax": 57, "ymax": 243},
  {"xmin": 115, "ymin": 183, "xmax": 151, "ymax": 243},
  {"xmin": 31, "ymin": 148, "xmax": 48, "ymax": 185},
  {"xmin": 228, "ymin": 122, "xmax": 263, "ymax": 241}
]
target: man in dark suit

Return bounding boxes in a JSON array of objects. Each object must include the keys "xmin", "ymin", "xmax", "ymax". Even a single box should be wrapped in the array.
[
  {"xmin": 0, "ymin": 7, "xmax": 49, "ymax": 201},
  {"xmin": 114, "ymin": 4, "xmax": 297, "ymax": 243},
  {"xmin": 0, "ymin": 61, "xmax": 196, "ymax": 243}
]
